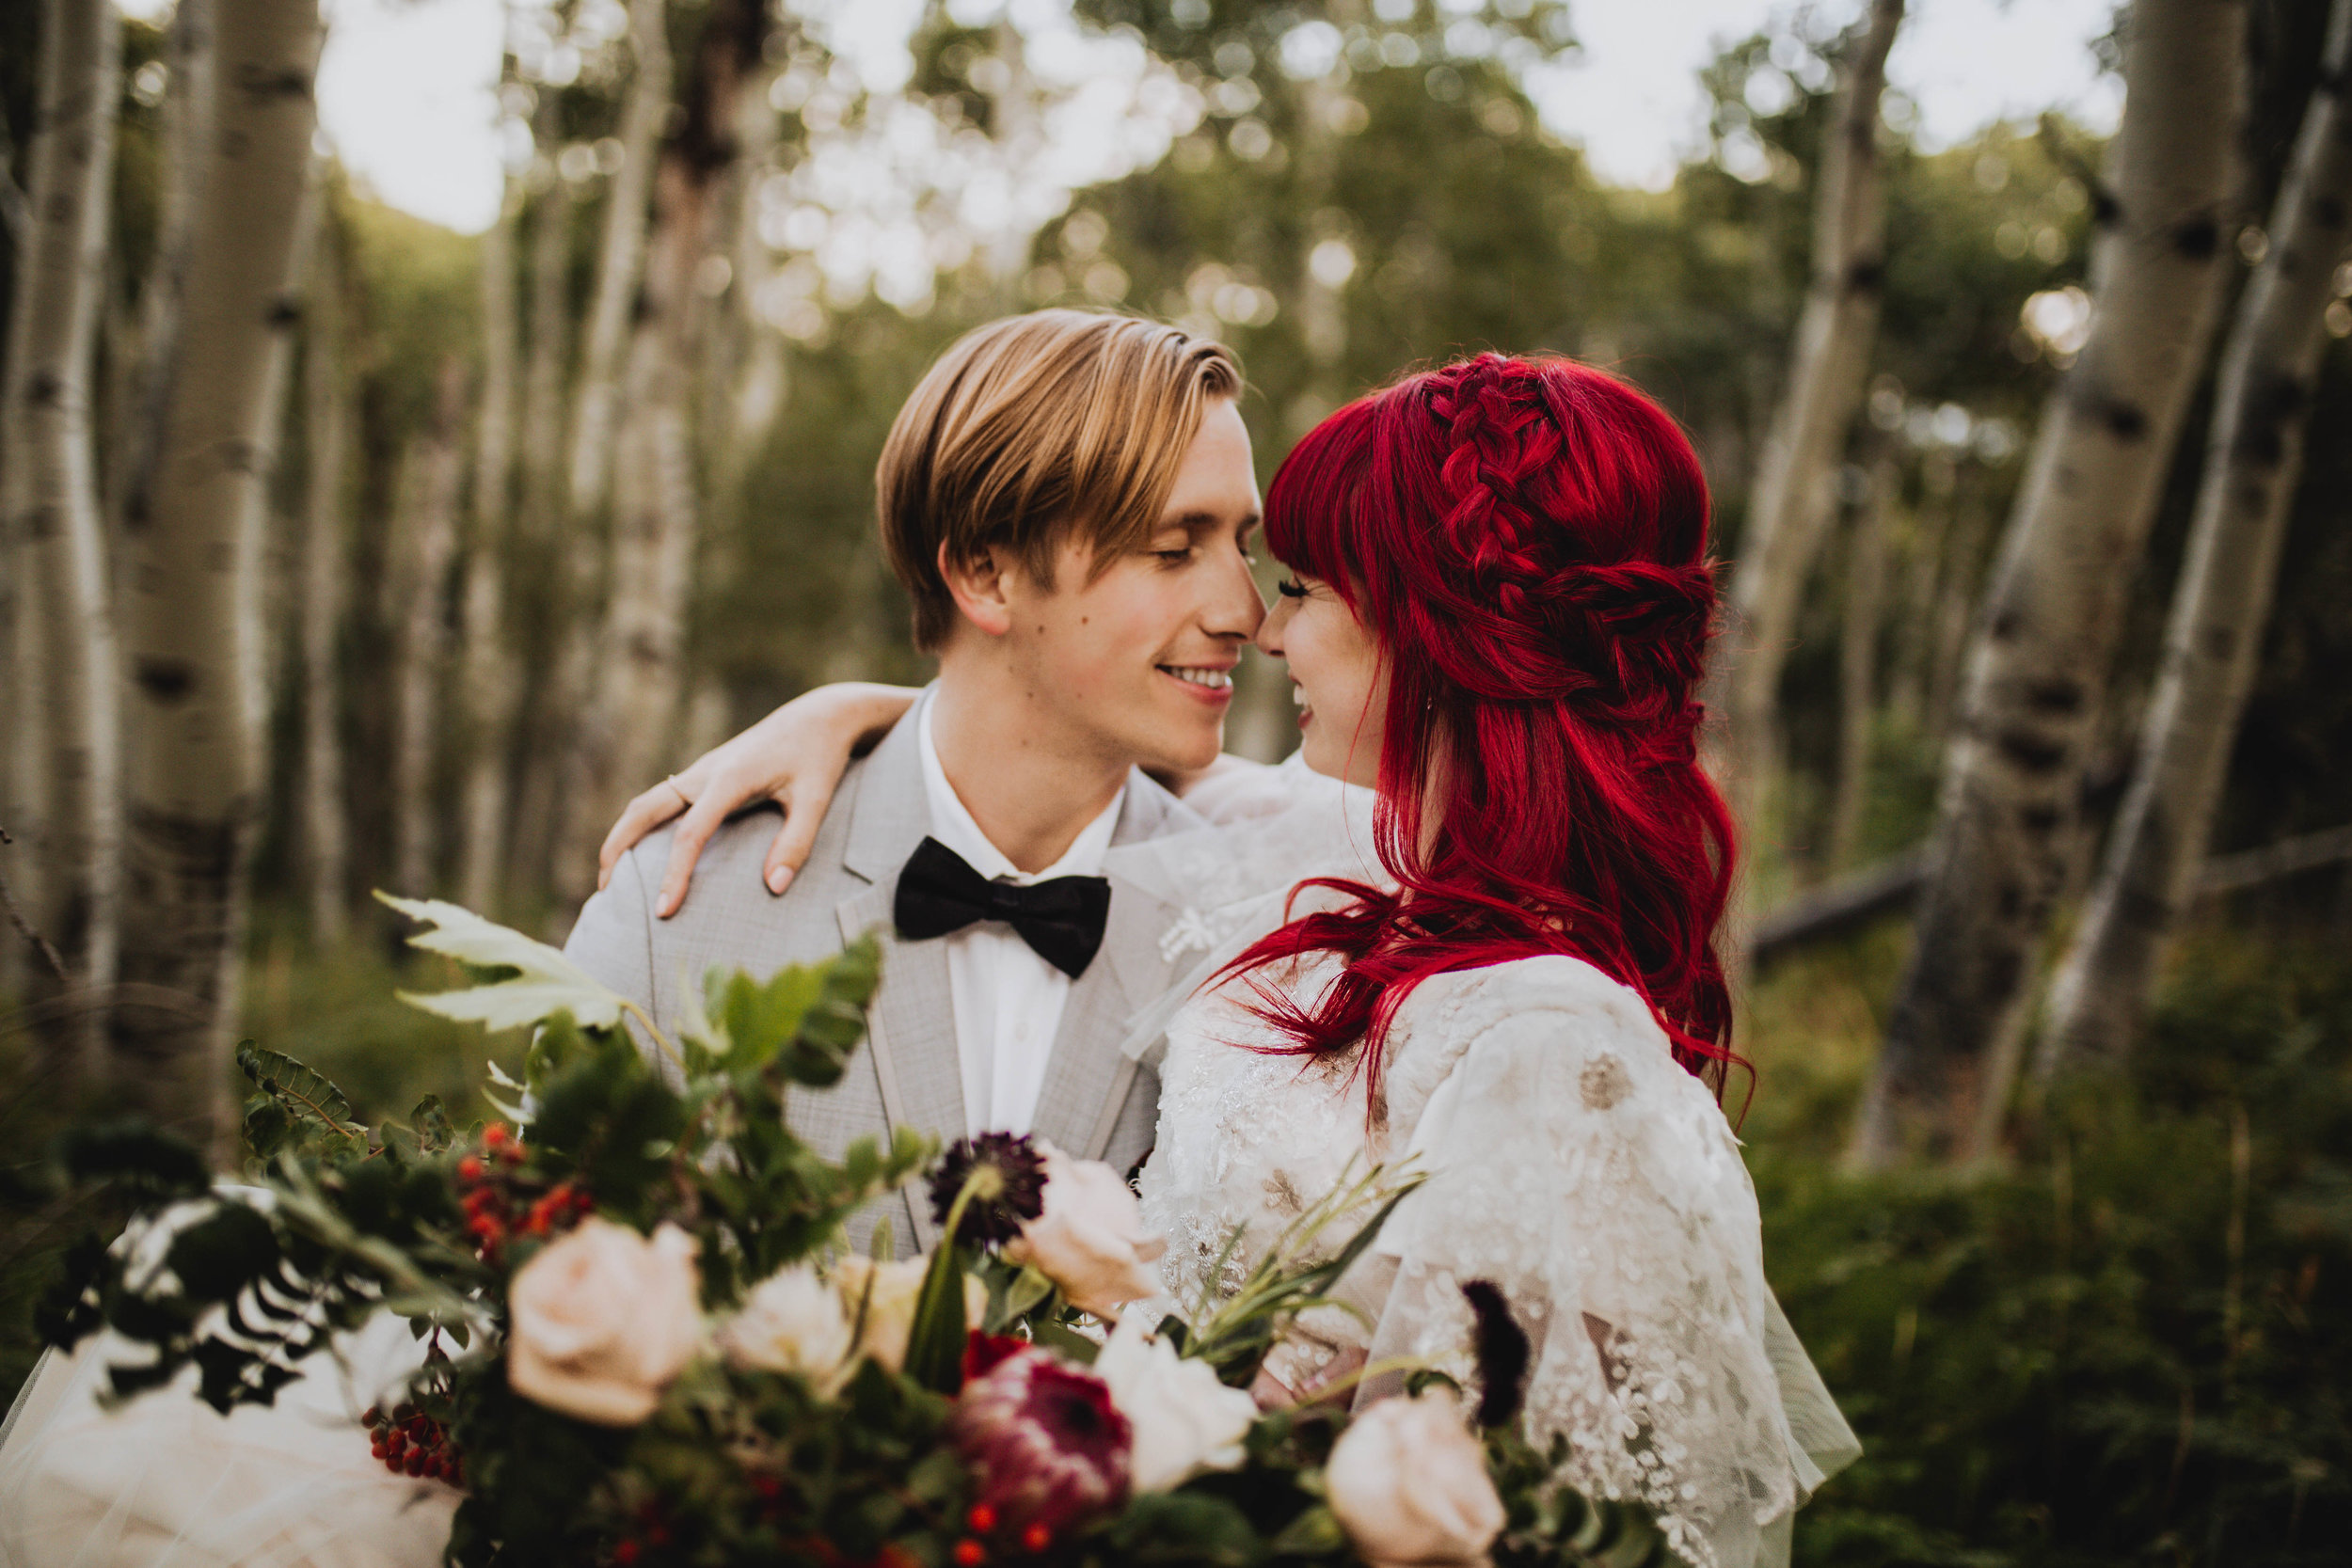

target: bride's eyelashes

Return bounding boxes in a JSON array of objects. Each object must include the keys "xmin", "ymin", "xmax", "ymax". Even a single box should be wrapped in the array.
[{"xmin": 1276, "ymin": 576, "xmax": 1309, "ymax": 599}]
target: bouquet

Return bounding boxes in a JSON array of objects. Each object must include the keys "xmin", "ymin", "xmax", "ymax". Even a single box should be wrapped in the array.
[{"xmin": 37, "ymin": 895, "xmax": 1671, "ymax": 1568}]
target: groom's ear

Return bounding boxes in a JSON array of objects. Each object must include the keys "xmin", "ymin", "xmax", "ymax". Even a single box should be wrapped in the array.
[{"xmin": 938, "ymin": 539, "xmax": 1017, "ymax": 640}]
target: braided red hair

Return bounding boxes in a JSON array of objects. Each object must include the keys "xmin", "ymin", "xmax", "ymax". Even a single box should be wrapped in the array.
[{"xmin": 1224, "ymin": 354, "xmax": 1741, "ymax": 1101}]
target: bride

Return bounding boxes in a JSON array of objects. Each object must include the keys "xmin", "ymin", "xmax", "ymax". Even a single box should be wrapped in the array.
[{"xmin": 603, "ymin": 352, "xmax": 1858, "ymax": 1568}]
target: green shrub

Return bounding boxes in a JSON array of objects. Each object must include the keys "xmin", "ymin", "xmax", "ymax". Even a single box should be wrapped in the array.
[{"xmin": 1757, "ymin": 931, "xmax": 2352, "ymax": 1567}]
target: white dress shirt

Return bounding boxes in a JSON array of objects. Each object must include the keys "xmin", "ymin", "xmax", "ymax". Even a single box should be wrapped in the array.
[{"xmin": 917, "ymin": 695, "xmax": 1125, "ymax": 1136}]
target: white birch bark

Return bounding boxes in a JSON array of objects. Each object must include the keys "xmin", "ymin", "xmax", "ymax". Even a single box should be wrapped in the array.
[
  {"xmin": 556, "ymin": 0, "xmax": 762, "ymax": 903},
  {"xmin": 1851, "ymin": 0, "xmax": 2247, "ymax": 1168},
  {"xmin": 1827, "ymin": 451, "xmax": 1895, "ymax": 873},
  {"xmin": 112, "ymin": 0, "xmax": 213, "ymax": 537},
  {"xmin": 390, "ymin": 364, "xmax": 466, "ymax": 900},
  {"xmin": 521, "ymin": 90, "xmax": 571, "ymax": 538},
  {"xmin": 0, "ymin": 0, "xmax": 120, "ymax": 1076},
  {"xmin": 115, "ymin": 0, "xmax": 320, "ymax": 1148},
  {"xmin": 2040, "ymin": 0, "xmax": 2352, "ymax": 1075},
  {"xmin": 459, "ymin": 170, "xmax": 522, "ymax": 915},
  {"xmin": 297, "ymin": 209, "xmax": 348, "ymax": 943},
  {"xmin": 1715, "ymin": 0, "xmax": 1904, "ymax": 846},
  {"xmin": 543, "ymin": 0, "xmax": 668, "ymax": 907},
  {"xmin": 564, "ymin": 0, "xmax": 667, "ymax": 518}
]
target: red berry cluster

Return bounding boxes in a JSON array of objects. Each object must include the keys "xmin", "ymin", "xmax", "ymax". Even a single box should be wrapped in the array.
[
  {"xmin": 608, "ymin": 1501, "xmax": 674, "ymax": 1564},
  {"xmin": 455, "ymin": 1123, "xmax": 592, "ymax": 1261},
  {"xmin": 365, "ymin": 1402, "xmax": 462, "ymax": 1486},
  {"xmin": 954, "ymin": 1503, "xmax": 1054, "ymax": 1562}
]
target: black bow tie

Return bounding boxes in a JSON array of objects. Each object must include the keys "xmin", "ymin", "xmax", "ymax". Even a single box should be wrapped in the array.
[{"xmin": 893, "ymin": 836, "xmax": 1112, "ymax": 979}]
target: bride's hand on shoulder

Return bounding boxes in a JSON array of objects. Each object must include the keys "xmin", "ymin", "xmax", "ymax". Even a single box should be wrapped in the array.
[{"xmin": 596, "ymin": 682, "xmax": 918, "ymax": 918}]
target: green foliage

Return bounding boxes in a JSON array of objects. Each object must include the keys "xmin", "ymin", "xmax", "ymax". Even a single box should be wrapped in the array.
[
  {"xmin": 238, "ymin": 1041, "xmax": 370, "ymax": 1163},
  {"xmin": 1488, "ymin": 1427, "xmax": 1676, "ymax": 1568},
  {"xmin": 1753, "ymin": 927, "xmax": 2352, "ymax": 1567},
  {"xmin": 377, "ymin": 892, "xmax": 633, "ymax": 1037},
  {"xmin": 1181, "ymin": 1162, "xmax": 1423, "ymax": 1388}
]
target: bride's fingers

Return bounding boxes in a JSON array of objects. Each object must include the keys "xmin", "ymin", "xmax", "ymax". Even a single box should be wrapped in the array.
[
  {"xmin": 599, "ymin": 779, "xmax": 693, "ymax": 890},
  {"xmin": 653, "ymin": 782, "xmax": 744, "ymax": 918},
  {"xmin": 761, "ymin": 787, "xmax": 825, "ymax": 895}
]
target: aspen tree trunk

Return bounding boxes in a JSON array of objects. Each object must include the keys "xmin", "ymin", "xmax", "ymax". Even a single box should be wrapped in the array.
[
  {"xmin": 0, "ymin": 0, "xmax": 120, "ymax": 1076},
  {"xmin": 113, "ymin": 0, "xmax": 213, "ymax": 538},
  {"xmin": 458, "ymin": 170, "xmax": 523, "ymax": 915},
  {"xmin": 297, "ymin": 209, "xmax": 348, "ymax": 943},
  {"xmin": 558, "ymin": 0, "xmax": 762, "ymax": 902},
  {"xmin": 1851, "ymin": 0, "xmax": 2246, "ymax": 1169},
  {"xmin": 389, "ymin": 363, "xmax": 466, "ymax": 900},
  {"xmin": 564, "ymin": 0, "xmax": 667, "ymax": 519},
  {"xmin": 1715, "ymin": 0, "xmax": 1904, "ymax": 847},
  {"xmin": 544, "ymin": 0, "xmax": 668, "ymax": 911},
  {"xmin": 2040, "ymin": 0, "xmax": 2352, "ymax": 1075},
  {"xmin": 1827, "ymin": 450, "xmax": 1895, "ymax": 873},
  {"xmin": 521, "ymin": 92, "xmax": 571, "ymax": 539},
  {"xmin": 506, "ymin": 110, "xmax": 573, "ymax": 906},
  {"xmin": 117, "ymin": 0, "xmax": 318, "ymax": 1148}
]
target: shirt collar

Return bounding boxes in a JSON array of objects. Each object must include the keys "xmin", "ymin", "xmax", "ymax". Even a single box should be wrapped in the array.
[{"xmin": 917, "ymin": 691, "xmax": 1125, "ymax": 886}]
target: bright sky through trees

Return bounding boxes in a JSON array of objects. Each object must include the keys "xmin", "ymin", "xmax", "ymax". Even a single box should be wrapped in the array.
[{"xmin": 114, "ymin": 0, "xmax": 2124, "ymax": 235}]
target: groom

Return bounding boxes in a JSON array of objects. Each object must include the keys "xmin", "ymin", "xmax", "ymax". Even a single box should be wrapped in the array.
[{"xmin": 564, "ymin": 310, "xmax": 1263, "ymax": 1254}]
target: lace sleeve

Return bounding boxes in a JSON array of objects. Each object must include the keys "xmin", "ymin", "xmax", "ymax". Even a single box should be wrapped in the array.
[{"xmin": 1359, "ymin": 958, "xmax": 1854, "ymax": 1568}]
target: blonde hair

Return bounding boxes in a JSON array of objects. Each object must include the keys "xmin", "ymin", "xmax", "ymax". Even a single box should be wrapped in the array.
[{"xmin": 875, "ymin": 309, "xmax": 1242, "ymax": 652}]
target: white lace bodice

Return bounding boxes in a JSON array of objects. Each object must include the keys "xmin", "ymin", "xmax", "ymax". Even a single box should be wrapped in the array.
[{"xmin": 1137, "ymin": 949, "xmax": 1859, "ymax": 1568}]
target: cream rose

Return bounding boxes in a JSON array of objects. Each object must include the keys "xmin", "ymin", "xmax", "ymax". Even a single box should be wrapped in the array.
[
  {"xmin": 834, "ymin": 1253, "xmax": 987, "ymax": 1374},
  {"xmin": 1003, "ymin": 1142, "xmax": 1166, "ymax": 1318},
  {"xmin": 506, "ymin": 1217, "xmax": 702, "ymax": 1426},
  {"xmin": 1326, "ymin": 1386, "xmax": 1505, "ymax": 1568},
  {"xmin": 1094, "ymin": 1313, "xmax": 1258, "ymax": 1492},
  {"xmin": 718, "ymin": 1264, "xmax": 853, "ymax": 1385}
]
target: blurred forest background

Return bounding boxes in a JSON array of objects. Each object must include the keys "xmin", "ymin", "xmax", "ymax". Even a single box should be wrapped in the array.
[{"xmin": 4, "ymin": 0, "xmax": 2352, "ymax": 1561}]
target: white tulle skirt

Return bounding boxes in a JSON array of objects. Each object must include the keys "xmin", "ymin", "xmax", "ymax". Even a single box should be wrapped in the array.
[{"xmin": 0, "ymin": 1310, "xmax": 453, "ymax": 1568}]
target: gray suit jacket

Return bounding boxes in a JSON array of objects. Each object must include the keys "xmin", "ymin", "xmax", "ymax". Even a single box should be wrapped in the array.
[{"xmin": 563, "ymin": 705, "xmax": 1203, "ymax": 1256}]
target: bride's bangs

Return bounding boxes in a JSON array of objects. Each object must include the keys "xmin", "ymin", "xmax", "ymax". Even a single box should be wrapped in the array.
[{"xmin": 1262, "ymin": 395, "xmax": 1379, "ymax": 591}]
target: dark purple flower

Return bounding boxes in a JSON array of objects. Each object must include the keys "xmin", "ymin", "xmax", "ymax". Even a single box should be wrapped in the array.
[
  {"xmin": 949, "ymin": 1343, "xmax": 1131, "ymax": 1535},
  {"xmin": 930, "ymin": 1132, "xmax": 1049, "ymax": 1246}
]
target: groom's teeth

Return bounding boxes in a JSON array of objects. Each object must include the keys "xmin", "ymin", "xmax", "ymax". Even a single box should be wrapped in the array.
[
  {"xmin": 1164, "ymin": 667, "xmax": 1232, "ymax": 689},
  {"xmin": 1291, "ymin": 685, "xmax": 1308, "ymax": 707}
]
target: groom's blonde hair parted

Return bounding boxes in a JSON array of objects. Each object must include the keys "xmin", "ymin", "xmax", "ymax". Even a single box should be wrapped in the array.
[{"xmin": 875, "ymin": 309, "xmax": 1242, "ymax": 652}]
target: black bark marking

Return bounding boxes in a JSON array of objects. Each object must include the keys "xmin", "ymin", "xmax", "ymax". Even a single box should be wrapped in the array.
[
  {"xmin": 235, "ymin": 65, "xmax": 313, "ymax": 103},
  {"xmin": 1997, "ymin": 727, "xmax": 2067, "ymax": 772},
  {"xmin": 25, "ymin": 370, "xmax": 63, "ymax": 408},
  {"xmin": 2023, "ymin": 677, "xmax": 2084, "ymax": 715},
  {"xmin": 2091, "ymin": 184, "xmax": 2122, "ymax": 227},
  {"xmin": 1846, "ymin": 258, "xmax": 1886, "ymax": 293},
  {"xmin": 2314, "ymin": 196, "xmax": 2346, "ymax": 232},
  {"xmin": 2103, "ymin": 399, "xmax": 2149, "ymax": 440},
  {"xmin": 266, "ymin": 296, "xmax": 301, "ymax": 330},
  {"xmin": 2202, "ymin": 624, "xmax": 2237, "ymax": 661},
  {"xmin": 135, "ymin": 657, "xmax": 198, "ymax": 703},
  {"xmin": 2021, "ymin": 805, "xmax": 2063, "ymax": 833},
  {"xmin": 2171, "ymin": 217, "xmax": 2221, "ymax": 260}
]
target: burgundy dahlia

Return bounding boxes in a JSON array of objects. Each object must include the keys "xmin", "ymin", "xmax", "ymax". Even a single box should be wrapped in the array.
[{"xmin": 948, "ymin": 1343, "xmax": 1132, "ymax": 1536}]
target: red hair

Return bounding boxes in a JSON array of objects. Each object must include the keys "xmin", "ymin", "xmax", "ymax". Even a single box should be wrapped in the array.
[{"xmin": 1224, "ymin": 354, "xmax": 1740, "ymax": 1101}]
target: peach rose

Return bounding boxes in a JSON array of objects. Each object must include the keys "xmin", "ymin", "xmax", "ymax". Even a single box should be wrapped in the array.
[
  {"xmin": 1003, "ymin": 1143, "xmax": 1166, "ymax": 1318},
  {"xmin": 506, "ymin": 1218, "xmax": 702, "ymax": 1425},
  {"xmin": 1326, "ymin": 1386, "xmax": 1504, "ymax": 1568}
]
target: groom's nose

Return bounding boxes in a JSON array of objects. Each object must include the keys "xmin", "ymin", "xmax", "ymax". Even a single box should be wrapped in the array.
[{"xmin": 1200, "ymin": 542, "xmax": 1265, "ymax": 641}]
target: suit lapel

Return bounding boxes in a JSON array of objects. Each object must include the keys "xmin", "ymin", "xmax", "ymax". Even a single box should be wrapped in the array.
[
  {"xmin": 834, "ymin": 697, "xmax": 964, "ymax": 1249},
  {"xmin": 1028, "ymin": 864, "xmax": 1171, "ymax": 1157}
]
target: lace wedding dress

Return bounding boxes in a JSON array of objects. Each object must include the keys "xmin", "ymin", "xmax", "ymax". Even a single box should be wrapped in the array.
[{"xmin": 1135, "ymin": 768, "xmax": 1860, "ymax": 1568}]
